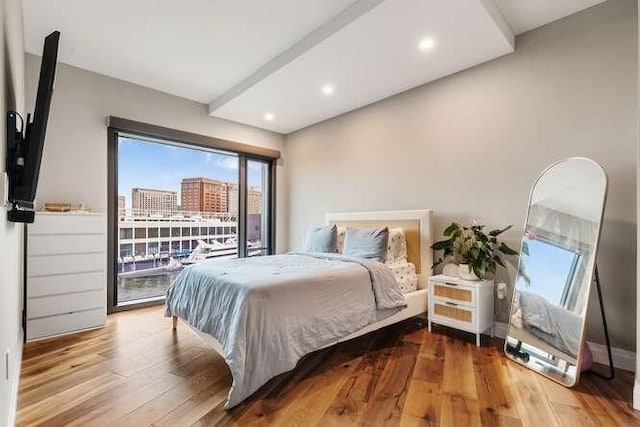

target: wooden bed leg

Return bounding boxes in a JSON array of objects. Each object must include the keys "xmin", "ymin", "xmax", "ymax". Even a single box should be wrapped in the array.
[{"xmin": 172, "ymin": 315, "xmax": 178, "ymax": 330}]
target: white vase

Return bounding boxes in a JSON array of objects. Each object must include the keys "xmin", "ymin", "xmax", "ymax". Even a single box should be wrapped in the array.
[
  {"xmin": 442, "ymin": 263, "xmax": 459, "ymax": 277},
  {"xmin": 458, "ymin": 264, "xmax": 479, "ymax": 281}
]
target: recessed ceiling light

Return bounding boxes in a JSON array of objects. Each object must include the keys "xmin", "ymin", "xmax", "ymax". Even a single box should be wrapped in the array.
[
  {"xmin": 264, "ymin": 112, "xmax": 275, "ymax": 121},
  {"xmin": 322, "ymin": 84, "xmax": 334, "ymax": 96},
  {"xmin": 418, "ymin": 37, "xmax": 435, "ymax": 51}
]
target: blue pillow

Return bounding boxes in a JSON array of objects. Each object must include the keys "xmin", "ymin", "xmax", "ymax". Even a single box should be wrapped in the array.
[
  {"xmin": 343, "ymin": 227, "xmax": 389, "ymax": 262},
  {"xmin": 303, "ymin": 225, "xmax": 337, "ymax": 253}
]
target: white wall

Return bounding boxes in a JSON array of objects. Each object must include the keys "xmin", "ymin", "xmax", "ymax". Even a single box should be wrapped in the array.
[
  {"xmin": 24, "ymin": 57, "xmax": 288, "ymax": 252},
  {"xmin": 285, "ymin": 0, "xmax": 637, "ymax": 351},
  {"xmin": 635, "ymin": 0, "xmax": 640, "ymax": 409},
  {"xmin": 0, "ymin": 0, "xmax": 25, "ymax": 424}
]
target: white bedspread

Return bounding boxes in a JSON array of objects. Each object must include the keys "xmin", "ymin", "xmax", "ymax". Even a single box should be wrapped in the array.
[{"xmin": 165, "ymin": 253, "xmax": 406, "ymax": 408}]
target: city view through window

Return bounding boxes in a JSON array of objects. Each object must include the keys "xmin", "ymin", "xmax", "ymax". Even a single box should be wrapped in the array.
[{"xmin": 116, "ymin": 136, "xmax": 270, "ymax": 304}]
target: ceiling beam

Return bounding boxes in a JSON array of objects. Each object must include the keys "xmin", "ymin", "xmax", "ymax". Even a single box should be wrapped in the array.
[
  {"xmin": 208, "ymin": 0, "xmax": 386, "ymax": 115},
  {"xmin": 481, "ymin": 0, "xmax": 515, "ymax": 49}
]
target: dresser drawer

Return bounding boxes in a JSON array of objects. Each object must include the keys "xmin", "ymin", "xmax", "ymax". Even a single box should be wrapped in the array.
[
  {"xmin": 28, "ymin": 253, "xmax": 104, "ymax": 277},
  {"xmin": 432, "ymin": 301, "xmax": 477, "ymax": 329},
  {"xmin": 28, "ymin": 271, "xmax": 104, "ymax": 298},
  {"xmin": 27, "ymin": 290, "xmax": 104, "ymax": 319},
  {"xmin": 29, "ymin": 214, "xmax": 104, "ymax": 235},
  {"xmin": 28, "ymin": 234, "xmax": 104, "ymax": 256},
  {"xmin": 27, "ymin": 307, "xmax": 106, "ymax": 341},
  {"xmin": 431, "ymin": 281, "xmax": 476, "ymax": 307}
]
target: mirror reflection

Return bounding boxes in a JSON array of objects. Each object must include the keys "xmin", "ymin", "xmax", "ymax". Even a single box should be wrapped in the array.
[{"xmin": 505, "ymin": 158, "xmax": 607, "ymax": 386}]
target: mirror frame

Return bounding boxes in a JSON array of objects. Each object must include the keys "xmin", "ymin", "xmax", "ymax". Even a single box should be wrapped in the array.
[{"xmin": 503, "ymin": 157, "xmax": 608, "ymax": 387}]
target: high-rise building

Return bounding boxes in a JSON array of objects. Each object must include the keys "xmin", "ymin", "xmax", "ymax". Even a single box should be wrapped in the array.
[
  {"xmin": 131, "ymin": 188, "xmax": 177, "ymax": 215},
  {"xmin": 181, "ymin": 177, "xmax": 229, "ymax": 213},
  {"xmin": 227, "ymin": 183, "xmax": 238, "ymax": 215},
  {"xmin": 118, "ymin": 195, "xmax": 126, "ymax": 217},
  {"xmin": 247, "ymin": 186, "xmax": 263, "ymax": 215}
]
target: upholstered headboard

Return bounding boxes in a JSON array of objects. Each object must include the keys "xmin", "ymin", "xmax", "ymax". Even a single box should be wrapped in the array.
[{"xmin": 326, "ymin": 210, "xmax": 434, "ymax": 289}]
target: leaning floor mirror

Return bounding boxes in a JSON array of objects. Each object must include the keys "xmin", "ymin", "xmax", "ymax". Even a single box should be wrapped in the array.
[{"xmin": 504, "ymin": 157, "xmax": 607, "ymax": 386}]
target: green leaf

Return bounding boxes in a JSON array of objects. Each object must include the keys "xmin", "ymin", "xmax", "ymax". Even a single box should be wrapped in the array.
[
  {"xmin": 443, "ymin": 223, "xmax": 460, "ymax": 236},
  {"xmin": 431, "ymin": 239, "xmax": 451, "ymax": 250},
  {"xmin": 489, "ymin": 225, "xmax": 512, "ymax": 236},
  {"xmin": 498, "ymin": 242, "xmax": 519, "ymax": 256},
  {"xmin": 493, "ymin": 255, "xmax": 506, "ymax": 268},
  {"xmin": 487, "ymin": 262, "xmax": 496, "ymax": 275}
]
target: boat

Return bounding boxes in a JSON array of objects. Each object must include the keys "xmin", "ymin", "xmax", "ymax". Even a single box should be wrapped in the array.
[
  {"xmin": 181, "ymin": 239, "xmax": 238, "ymax": 265},
  {"xmin": 118, "ymin": 257, "xmax": 183, "ymax": 278}
]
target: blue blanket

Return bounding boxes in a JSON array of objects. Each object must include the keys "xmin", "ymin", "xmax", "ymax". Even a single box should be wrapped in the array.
[{"xmin": 166, "ymin": 253, "xmax": 407, "ymax": 408}]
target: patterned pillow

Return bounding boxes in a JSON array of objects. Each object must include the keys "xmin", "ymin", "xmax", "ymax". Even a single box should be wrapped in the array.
[
  {"xmin": 335, "ymin": 227, "xmax": 346, "ymax": 253},
  {"xmin": 387, "ymin": 261, "xmax": 418, "ymax": 293},
  {"xmin": 386, "ymin": 228, "xmax": 408, "ymax": 264}
]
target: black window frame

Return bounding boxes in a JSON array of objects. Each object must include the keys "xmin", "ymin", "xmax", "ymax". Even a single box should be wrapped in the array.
[{"xmin": 107, "ymin": 118, "xmax": 278, "ymax": 313}]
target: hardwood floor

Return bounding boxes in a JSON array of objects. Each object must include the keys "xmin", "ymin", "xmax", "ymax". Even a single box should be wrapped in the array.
[{"xmin": 17, "ymin": 306, "xmax": 639, "ymax": 426}]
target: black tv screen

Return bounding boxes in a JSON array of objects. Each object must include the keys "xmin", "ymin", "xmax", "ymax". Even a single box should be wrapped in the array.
[{"xmin": 12, "ymin": 31, "xmax": 60, "ymax": 205}]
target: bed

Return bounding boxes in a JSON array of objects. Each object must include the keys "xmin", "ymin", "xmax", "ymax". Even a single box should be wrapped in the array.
[
  {"xmin": 508, "ymin": 289, "xmax": 581, "ymax": 364},
  {"xmin": 166, "ymin": 209, "xmax": 434, "ymax": 409}
]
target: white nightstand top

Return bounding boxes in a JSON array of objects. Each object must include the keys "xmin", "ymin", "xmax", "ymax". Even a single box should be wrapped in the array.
[{"xmin": 429, "ymin": 274, "xmax": 494, "ymax": 286}]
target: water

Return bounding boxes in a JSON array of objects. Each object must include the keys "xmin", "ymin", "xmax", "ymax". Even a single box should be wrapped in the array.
[{"xmin": 117, "ymin": 270, "xmax": 182, "ymax": 302}]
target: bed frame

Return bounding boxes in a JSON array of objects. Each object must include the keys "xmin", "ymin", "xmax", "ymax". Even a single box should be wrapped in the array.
[{"xmin": 173, "ymin": 209, "xmax": 434, "ymax": 357}]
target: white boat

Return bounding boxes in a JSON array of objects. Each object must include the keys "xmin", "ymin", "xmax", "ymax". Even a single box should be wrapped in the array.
[
  {"xmin": 118, "ymin": 257, "xmax": 183, "ymax": 278},
  {"xmin": 182, "ymin": 239, "xmax": 238, "ymax": 265}
]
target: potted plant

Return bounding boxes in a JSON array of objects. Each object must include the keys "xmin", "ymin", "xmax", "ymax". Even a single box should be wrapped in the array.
[{"xmin": 432, "ymin": 222, "xmax": 519, "ymax": 280}]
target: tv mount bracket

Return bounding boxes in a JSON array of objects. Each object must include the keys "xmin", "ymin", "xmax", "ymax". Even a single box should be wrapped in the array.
[{"xmin": 6, "ymin": 110, "xmax": 36, "ymax": 223}]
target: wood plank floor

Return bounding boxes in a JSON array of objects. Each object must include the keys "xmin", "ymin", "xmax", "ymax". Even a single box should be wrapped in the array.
[{"xmin": 17, "ymin": 306, "xmax": 640, "ymax": 426}]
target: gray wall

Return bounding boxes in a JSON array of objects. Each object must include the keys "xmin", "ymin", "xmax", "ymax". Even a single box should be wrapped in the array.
[
  {"xmin": 24, "ymin": 56, "xmax": 289, "ymax": 252},
  {"xmin": 636, "ymin": 0, "xmax": 640, "ymax": 394},
  {"xmin": 285, "ymin": 0, "xmax": 637, "ymax": 351},
  {"xmin": 0, "ymin": 0, "xmax": 25, "ymax": 424}
]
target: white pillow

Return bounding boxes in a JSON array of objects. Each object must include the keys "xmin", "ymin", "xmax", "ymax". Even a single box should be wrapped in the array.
[{"xmin": 386, "ymin": 228, "xmax": 407, "ymax": 264}]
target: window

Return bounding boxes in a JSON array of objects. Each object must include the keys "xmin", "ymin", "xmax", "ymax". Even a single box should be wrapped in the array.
[
  {"xmin": 119, "ymin": 228, "xmax": 132, "ymax": 240},
  {"xmin": 120, "ymin": 244, "xmax": 132, "ymax": 258},
  {"xmin": 108, "ymin": 124, "xmax": 277, "ymax": 311},
  {"xmin": 516, "ymin": 237, "xmax": 580, "ymax": 305},
  {"xmin": 247, "ymin": 160, "xmax": 271, "ymax": 257}
]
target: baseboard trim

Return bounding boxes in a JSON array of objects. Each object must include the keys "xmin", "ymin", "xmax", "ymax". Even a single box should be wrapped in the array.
[
  {"xmin": 493, "ymin": 321, "xmax": 508, "ymax": 339},
  {"xmin": 6, "ymin": 329, "xmax": 23, "ymax": 427},
  {"xmin": 586, "ymin": 341, "xmax": 636, "ymax": 373},
  {"xmin": 493, "ymin": 322, "xmax": 635, "ymax": 372}
]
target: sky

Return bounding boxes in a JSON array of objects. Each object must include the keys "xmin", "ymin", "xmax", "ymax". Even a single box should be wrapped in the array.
[
  {"xmin": 516, "ymin": 237, "xmax": 577, "ymax": 304},
  {"xmin": 118, "ymin": 136, "xmax": 265, "ymax": 209}
]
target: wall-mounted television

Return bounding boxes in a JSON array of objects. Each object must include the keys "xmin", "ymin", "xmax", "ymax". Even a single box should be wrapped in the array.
[{"xmin": 6, "ymin": 31, "xmax": 60, "ymax": 223}]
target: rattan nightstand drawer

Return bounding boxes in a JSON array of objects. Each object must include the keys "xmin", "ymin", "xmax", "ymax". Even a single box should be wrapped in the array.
[
  {"xmin": 433, "ymin": 302, "xmax": 474, "ymax": 325},
  {"xmin": 432, "ymin": 282, "xmax": 475, "ymax": 306},
  {"xmin": 428, "ymin": 275, "xmax": 494, "ymax": 346}
]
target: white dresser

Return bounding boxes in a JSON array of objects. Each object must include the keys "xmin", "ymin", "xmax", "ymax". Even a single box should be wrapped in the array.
[
  {"xmin": 26, "ymin": 212, "xmax": 106, "ymax": 341},
  {"xmin": 427, "ymin": 274, "xmax": 494, "ymax": 346}
]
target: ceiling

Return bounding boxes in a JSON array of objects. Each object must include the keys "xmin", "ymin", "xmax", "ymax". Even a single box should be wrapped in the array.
[{"xmin": 24, "ymin": 0, "xmax": 605, "ymax": 134}]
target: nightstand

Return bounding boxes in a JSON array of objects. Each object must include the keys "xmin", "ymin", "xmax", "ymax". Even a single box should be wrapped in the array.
[{"xmin": 428, "ymin": 274, "xmax": 494, "ymax": 346}]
